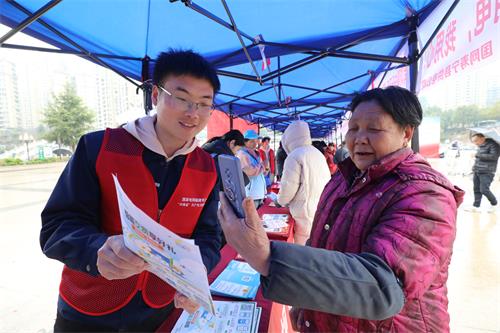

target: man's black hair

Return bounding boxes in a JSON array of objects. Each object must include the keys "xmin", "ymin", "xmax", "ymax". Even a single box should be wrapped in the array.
[
  {"xmin": 350, "ymin": 86, "xmax": 422, "ymax": 128},
  {"xmin": 261, "ymin": 137, "xmax": 271, "ymax": 143},
  {"xmin": 221, "ymin": 130, "xmax": 245, "ymax": 146},
  {"xmin": 153, "ymin": 49, "xmax": 220, "ymax": 93}
]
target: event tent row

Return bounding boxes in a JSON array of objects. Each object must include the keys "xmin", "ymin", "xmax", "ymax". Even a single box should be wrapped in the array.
[{"xmin": 0, "ymin": 0, "xmax": 460, "ymax": 141}]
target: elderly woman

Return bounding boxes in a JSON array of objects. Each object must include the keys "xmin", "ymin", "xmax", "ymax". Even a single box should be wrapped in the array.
[{"xmin": 218, "ymin": 86, "xmax": 464, "ymax": 332}]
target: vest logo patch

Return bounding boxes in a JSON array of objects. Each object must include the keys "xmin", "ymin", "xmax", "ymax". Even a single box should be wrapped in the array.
[{"xmin": 178, "ymin": 197, "xmax": 207, "ymax": 208}]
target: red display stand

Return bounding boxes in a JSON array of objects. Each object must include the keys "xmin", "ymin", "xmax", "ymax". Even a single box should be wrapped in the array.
[
  {"xmin": 258, "ymin": 204, "xmax": 295, "ymax": 243},
  {"xmin": 157, "ymin": 204, "xmax": 296, "ymax": 332}
]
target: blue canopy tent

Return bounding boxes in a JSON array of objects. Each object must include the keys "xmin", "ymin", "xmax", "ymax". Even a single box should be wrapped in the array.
[{"xmin": 0, "ymin": 0, "xmax": 460, "ymax": 144}]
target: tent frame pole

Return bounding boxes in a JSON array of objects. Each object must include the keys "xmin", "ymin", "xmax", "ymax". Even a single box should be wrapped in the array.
[
  {"xmin": 1, "ymin": 43, "xmax": 142, "ymax": 60},
  {"xmin": 0, "ymin": 0, "xmax": 61, "ymax": 45},
  {"xmin": 217, "ymin": 92, "xmax": 276, "ymax": 108},
  {"xmin": 215, "ymin": 86, "xmax": 274, "ymax": 108},
  {"xmin": 216, "ymin": 70, "xmax": 260, "ymax": 82},
  {"xmin": 220, "ymin": 0, "xmax": 262, "ymax": 83},
  {"xmin": 262, "ymin": 52, "xmax": 328, "ymax": 82},
  {"xmin": 281, "ymin": 83, "xmax": 348, "ymax": 96},
  {"xmin": 184, "ymin": 1, "xmax": 254, "ymax": 42},
  {"xmin": 262, "ymin": 42, "xmax": 409, "ymax": 64}
]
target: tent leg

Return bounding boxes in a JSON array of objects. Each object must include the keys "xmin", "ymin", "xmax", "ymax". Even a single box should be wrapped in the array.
[
  {"xmin": 229, "ymin": 104, "xmax": 234, "ymax": 130},
  {"xmin": 273, "ymin": 126, "xmax": 276, "ymax": 151},
  {"xmin": 141, "ymin": 56, "xmax": 152, "ymax": 115},
  {"xmin": 409, "ymin": 19, "xmax": 420, "ymax": 153}
]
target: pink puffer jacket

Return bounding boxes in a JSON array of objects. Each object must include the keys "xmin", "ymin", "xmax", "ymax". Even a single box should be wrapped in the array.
[{"xmin": 303, "ymin": 148, "xmax": 464, "ymax": 332}]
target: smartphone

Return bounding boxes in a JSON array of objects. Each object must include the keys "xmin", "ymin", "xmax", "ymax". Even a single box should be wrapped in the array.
[{"xmin": 218, "ymin": 154, "xmax": 247, "ymax": 218}]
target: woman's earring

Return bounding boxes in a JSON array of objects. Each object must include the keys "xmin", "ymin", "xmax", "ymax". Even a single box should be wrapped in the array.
[{"xmin": 403, "ymin": 141, "xmax": 408, "ymax": 148}]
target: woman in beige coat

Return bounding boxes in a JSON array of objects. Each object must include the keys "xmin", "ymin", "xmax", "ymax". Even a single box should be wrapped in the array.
[{"xmin": 278, "ymin": 121, "xmax": 331, "ymax": 244}]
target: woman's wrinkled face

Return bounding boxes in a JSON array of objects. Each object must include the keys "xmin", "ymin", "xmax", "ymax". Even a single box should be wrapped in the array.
[{"xmin": 345, "ymin": 100, "xmax": 413, "ymax": 171}]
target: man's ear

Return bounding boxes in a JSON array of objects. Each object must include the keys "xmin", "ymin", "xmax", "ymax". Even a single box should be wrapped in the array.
[{"xmin": 151, "ymin": 85, "xmax": 159, "ymax": 106}]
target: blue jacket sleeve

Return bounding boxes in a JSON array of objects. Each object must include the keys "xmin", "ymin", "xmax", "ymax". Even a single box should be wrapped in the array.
[{"xmin": 40, "ymin": 132, "xmax": 107, "ymax": 276}]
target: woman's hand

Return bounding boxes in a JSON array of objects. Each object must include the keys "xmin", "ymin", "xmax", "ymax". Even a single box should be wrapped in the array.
[
  {"xmin": 290, "ymin": 307, "xmax": 305, "ymax": 332},
  {"xmin": 218, "ymin": 193, "xmax": 271, "ymax": 276},
  {"xmin": 174, "ymin": 292, "xmax": 200, "ymax": 314}
]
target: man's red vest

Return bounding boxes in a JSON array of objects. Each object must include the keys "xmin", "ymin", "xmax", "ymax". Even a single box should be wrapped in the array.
[
  {"xmin": 259, "ymin": 148, "xmax": 275, "ymax": 174},
  {"xmin": 59, "ymin": 128, "xmax": 217, "ymax": 316}
]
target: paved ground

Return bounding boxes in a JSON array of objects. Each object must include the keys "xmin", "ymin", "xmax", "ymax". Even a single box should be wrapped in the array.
[{"xmin": 0, "ymin": 160, "xmax": 498, "ymax": 332}]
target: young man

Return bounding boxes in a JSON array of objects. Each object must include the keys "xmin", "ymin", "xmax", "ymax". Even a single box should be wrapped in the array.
[
  {"xmin": 259, "ymin": 136, "xmax": 275, "ymax": 186},
  {"xmin": 465, "ymin": 133, "xmax": 499, "ymax": 213},
  {"xmin": 41, "ymin": 50, "xmax": 222, "ymax": 332}
]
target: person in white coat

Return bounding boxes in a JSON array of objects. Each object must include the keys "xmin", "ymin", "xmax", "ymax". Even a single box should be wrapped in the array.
[{"xmin": 277, "ymin": 121, "xmax": 331, "ymax": 245}]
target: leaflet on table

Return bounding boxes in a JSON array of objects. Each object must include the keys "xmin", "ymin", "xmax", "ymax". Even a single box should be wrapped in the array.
[
  {"xmin": 210, "ymin": 260, "xmax": 260, "ymax": 300},
  {"xmin": 172, "ymin": 301, "xmax": 261, "ymax": 333},
  {"xmin": 112, "ymin": 175, "xmax": 215, "ymax": 314},
  {"xmin": 262, "ymin": 213, "xmax": 289, "ymax": 232},
  {"xmin": 253, "ymin": 307, "xmax": 262, "ymax": 333}
]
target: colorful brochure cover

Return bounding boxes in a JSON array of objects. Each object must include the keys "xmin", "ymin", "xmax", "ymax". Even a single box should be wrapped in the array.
[
  {"xmin": 172, "ymin": 301, "xmax": 261, "ymax": 333},
  {"xmin": 112, "ymin": 175, "xmax": 215, "ymax": 314},
  {"xmin": 209, "ymin": 260, "xmax": 260, "ymax": 300}
]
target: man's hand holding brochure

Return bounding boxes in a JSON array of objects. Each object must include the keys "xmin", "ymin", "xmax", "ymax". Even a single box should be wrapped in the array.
[{"xmin": 112, "ymin": 175, "xmax": 215, "ymax": 315}]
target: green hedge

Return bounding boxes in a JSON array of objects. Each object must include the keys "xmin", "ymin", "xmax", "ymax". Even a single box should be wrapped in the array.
[
  {"xmin": 0, "ymin": 157, "xmax": 69, "ymax": 166},
  {"xmin": 0, "ymin": 158, "xmax": 24, "ymax": 166}
]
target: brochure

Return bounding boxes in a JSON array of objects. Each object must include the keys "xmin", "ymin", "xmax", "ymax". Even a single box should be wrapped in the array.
[
  {"xmin": 112, "ymin": 175, "xmax": 215, "ymax": 314},
  {"xmin": 210, "ymin": 260, "xmax": 260, "ymax": 300},
  {"xmin": 261, "ymin": 213, "xmax": 289, "ymax": 233},
  {"xmin": 172, "ymin": 301, "xmax": 261, "ymax": 333}
]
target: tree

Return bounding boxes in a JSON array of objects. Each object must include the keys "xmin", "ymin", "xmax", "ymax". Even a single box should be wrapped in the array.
[{"xmin": 43, "ymin": 82, "xmax": 95, "ymax": 151}]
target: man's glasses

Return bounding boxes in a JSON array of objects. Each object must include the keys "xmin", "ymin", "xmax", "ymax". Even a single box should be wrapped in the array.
[{"xmin": 158, "ymin": 85, "xmax": 213, "ymax": 116}]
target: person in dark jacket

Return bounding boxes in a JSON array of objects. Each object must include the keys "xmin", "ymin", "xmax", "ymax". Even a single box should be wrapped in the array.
[
  {"xmin": 333, "ymin": 141, "xmax": 350, "ymax": 165},
  {"xmin": 466, "ymin": 133, "xmax": 500, "ymax": 212},
  {"xmin": 202, "ymin": 130, "xmax": 245, "ymax": 156},
  {"xmin": 202, "ymin": 130, "xmax": 249, "ymax": 185},
  {"xmin": 41, "ymin": 50, "xmax": 222, "ymax": 332},
  {"xmin": 275, "ymin": 141, "xmax": 287, "ymax": 181}
]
